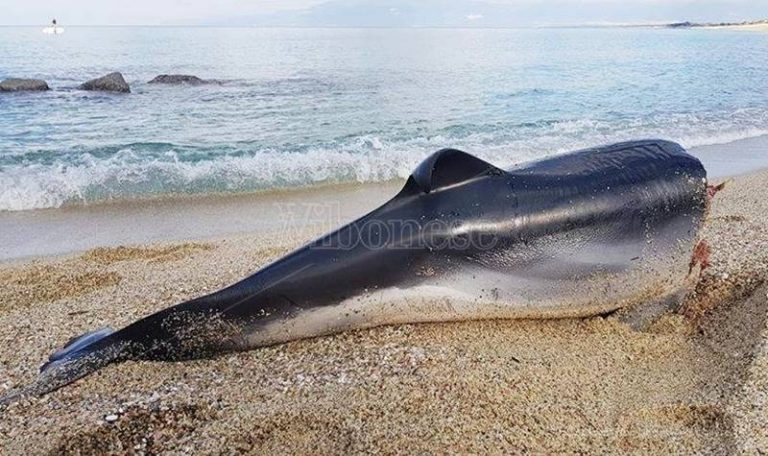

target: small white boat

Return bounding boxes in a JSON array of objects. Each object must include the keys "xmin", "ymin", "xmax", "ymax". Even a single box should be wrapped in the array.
[{"xmin": 42, "ymin": 26, "xmax": 65, "ymax": 35}]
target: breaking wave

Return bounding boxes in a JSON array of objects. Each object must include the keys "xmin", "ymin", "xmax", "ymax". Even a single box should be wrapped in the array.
[{"xmin": 3, "ymin": 108, "xmax": 768, "ymax": 211}]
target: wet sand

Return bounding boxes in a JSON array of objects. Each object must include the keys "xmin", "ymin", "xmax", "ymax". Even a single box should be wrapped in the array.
[{"xmin": 1, "ymin": 170, "xmax": 768, "ymax": 454}]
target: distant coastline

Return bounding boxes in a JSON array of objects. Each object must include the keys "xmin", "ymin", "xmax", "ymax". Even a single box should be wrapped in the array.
[{"xmin": 667, "ymin": 19, "xmax": 768, "ymax": 30}]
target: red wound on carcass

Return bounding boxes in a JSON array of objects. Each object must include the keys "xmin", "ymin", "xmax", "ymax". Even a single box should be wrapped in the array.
[
  {"xmin": 707, "ymin": 181, "xmax": 726, "ymax": 199},
  {"xmin": 689, "ymin": 239, "xmax": 711, "ymax": 273}
]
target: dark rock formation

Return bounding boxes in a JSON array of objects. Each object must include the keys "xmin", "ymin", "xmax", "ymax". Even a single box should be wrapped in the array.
[
  {"xmin": 79, "ymin": 72, "xmax": 130, "ymax": 93},
  {"xmin": 667, "ymin": 21, "xmax": 694, "ymax": 28},
  {"xmin": 148, "ymin": 74, "xmax": 207, "ymax": 85},
  {"xmin": 0, "ymin": 78, "xmax": 50, "ymax": 92}
]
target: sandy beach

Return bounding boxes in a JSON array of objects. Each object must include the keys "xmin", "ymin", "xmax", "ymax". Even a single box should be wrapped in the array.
[
  {"xmin": 706, "ymin": 23, "xmax": 768, "ymax": 32},
  {"xmin": 0, "ymin": 161, "xmax": 767, "ymax": 454}
]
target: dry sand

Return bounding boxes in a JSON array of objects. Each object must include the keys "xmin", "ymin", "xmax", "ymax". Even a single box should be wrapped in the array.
[{"xmin": 1, "ymin": 171, "xmax": 768, "ymax": 454}]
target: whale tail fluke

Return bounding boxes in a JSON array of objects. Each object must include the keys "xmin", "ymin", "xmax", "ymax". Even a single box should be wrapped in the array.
[{"xmin": 0, "ymin": 327, "xmax": 125, "ymax": 407}]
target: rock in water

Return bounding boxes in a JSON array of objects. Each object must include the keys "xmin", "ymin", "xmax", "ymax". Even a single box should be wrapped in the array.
[
  {"xmin": 148, "ymin": 74, "xmax": 207, "ymax": 85},
  {"xmin": 79, "ymin": 72, "xmax": 130, "ymax": 93},
  {"xmin": 0, "ymin": 78, "xmax": 50, "ymax": 92}
]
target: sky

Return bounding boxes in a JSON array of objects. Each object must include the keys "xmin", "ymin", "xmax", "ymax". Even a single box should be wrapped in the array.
[{"xmin": 0, "ymin": 0, "xmax": 765, "ymax": 27}]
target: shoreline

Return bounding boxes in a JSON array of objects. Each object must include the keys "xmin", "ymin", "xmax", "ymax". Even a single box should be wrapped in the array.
[
  {"xmin": 0, "ymin": 180, "xmax": 402, "ymax": 262},
  {"xmin": 666, "ymin": 19, "xmax": 768, "ymax": 31},
  {"xmin": 706, "ymin": 24, "xmax": 768, "ymax": 32},
  {"xmin": 2, "ymin": 135, "xmax": 768, "ymax": 262},
  {"xmin": 1, "ymin": 166, "xmax": 768, "ymax": 452},
  {"xmin": 701, "ymin": 23, "xmax": 768, "ymax": 32}
]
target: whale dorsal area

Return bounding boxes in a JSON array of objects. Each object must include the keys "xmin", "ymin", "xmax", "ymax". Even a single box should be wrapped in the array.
[{"xmin": 406, "ymin": 148, "xmax": 504, "ymax": 194}]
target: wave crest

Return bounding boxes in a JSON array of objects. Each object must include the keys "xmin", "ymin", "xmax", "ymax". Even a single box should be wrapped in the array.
[{"xmin": 3, "ymin": 109, "xmax": 768, "ymax": 211}]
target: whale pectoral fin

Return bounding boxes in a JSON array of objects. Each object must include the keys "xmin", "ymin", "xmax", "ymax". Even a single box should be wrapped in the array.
[
  {"xmin": 406, "ymin": 148, "xmax": 505, "ymax": 194},
  {"xmin": 44, "ymin": 327, "xmax": 115, "ymax": 372},
  {"xmin": 1, "ymin": 328, "xmax": 124, "ymax": 407}
]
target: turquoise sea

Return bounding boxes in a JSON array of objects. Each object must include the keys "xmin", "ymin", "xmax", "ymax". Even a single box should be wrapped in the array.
[{"xmin": 1, "ymin": 26, "xmax": 767, "ymax": 211}]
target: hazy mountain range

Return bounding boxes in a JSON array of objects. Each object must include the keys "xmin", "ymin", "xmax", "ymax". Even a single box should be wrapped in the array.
[{"xmin": 203, "ymin": 0, "xmax": 767, "ymax": 28}]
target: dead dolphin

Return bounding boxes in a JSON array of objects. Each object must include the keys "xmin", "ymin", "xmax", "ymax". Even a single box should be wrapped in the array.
[{"xmin": 2, "ymin": 139, "xmax": 708, "ymax": 403}]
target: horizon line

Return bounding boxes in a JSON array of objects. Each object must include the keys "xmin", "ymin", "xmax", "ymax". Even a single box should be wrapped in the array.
[{"xmin": 0, "ymin": 23, "xmax": 675, "ymax": 29}]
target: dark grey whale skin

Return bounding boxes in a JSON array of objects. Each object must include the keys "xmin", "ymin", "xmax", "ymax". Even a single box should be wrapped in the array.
[{"xmin": 3, "ymin": 139, "xmax": 707, "ymax": 403}]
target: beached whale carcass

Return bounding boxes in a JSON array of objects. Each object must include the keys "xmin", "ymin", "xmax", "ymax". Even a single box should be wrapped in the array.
[{"xmin": 2, "ymin": 139, "xmax": 708, "ymax": 403}]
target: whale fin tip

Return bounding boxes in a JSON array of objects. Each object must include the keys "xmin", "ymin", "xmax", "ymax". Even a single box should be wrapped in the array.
[{"xmin": 43, "ymin": 327, "xmax": 115, "ymax": 372}]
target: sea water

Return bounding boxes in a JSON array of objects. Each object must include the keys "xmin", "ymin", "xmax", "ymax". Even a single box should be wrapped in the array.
[{"xmin": 1, "ymin": 26, "xmax": 767, "ymax": 211}]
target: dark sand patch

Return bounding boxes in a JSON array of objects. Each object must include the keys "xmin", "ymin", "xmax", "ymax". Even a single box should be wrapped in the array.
[
  {"xmin": 680, "ymin": 270, "xmax": 764, "ymax": 321},
  {"xmin": 82, "ymin": 243, "xmax": 214, "ymax": 265},
  {"xmin": 53, "ymin": 403, "xmax": 217, "ymax": 455},
  {"xmin": 0, "ymin": 265, "xmax": 121, "ymax": 309},
  {"xmin": 713, "ymin": 214, "xmax": 748, "ymax": 223}
]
